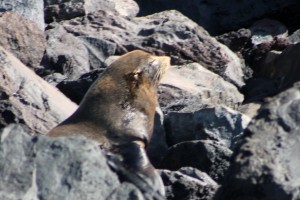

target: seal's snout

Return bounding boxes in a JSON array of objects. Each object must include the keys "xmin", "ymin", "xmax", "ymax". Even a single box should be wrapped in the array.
[{"xmin": 146, "ymin": 55, "xmax": 170, "ymax": 85}]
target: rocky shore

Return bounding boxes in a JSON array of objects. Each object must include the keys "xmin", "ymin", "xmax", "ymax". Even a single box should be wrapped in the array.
[{"xmin": 1, "ymin": 0, "xmax": 300, "ymax": 199}]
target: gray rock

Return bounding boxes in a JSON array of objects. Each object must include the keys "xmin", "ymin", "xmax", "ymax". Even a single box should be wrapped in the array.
[
  {"xmin": 0, "ymin": 124, "xmax": 35, "ymax": 200},
  {"xmin": 160, "ymin": 140, "xmax": 232, "ymax": 183},
  {"xmin": 40, "ymin": 24, "xmax": 90, "ymax": 80},
  {"xmin": 44, "ymin": 0, "xmax": 139, "ymax": 23},
  {"xmin": 35, "ymin": 137, "xmax": 119, "ymax": 200},
  {"xmin": 214, "ymin": 82, "xmax": 300, "ymax": 200},
  {"xmin": 56, "ymin": 69, "xmax": 105, "ymax": 104},
  {"xmin": 135, "ymin": 0, "xmax": 298, "ymax": 35},
  {"xmin": 159, "ymin": 63, "xmax": 244, "ymax": 113},
  {"xmin": 257, "ymin": 42, "xmax": 300, "ymax": 91},
  {"xmin": 0, "ymin": 46, "xmax": 78, "ymax": 134},
  {"xmin": 289, "ymin": 29, "xmax": 300, "ymax": 44},
  {"xmin": 0, "ymin": 12, "xmax": 46, "ymax": 69},
  {"xmin": 78, "ymin": 36, "xmax": 116, "ymax": 70},
  {"xmin": 178, "ymin": 167, "xmax": 218, "ymax": 187},
  {"xmin": 160, "ymin": 169, "xmax": 218, "ymax": 200},
  {"xmin": 216, "ymin": 28, "xmax": 252, "ymax": 53},
  {"xmin": 108, "ymin": 183, "xmax": 145, "ymax": 200},
  {"xmin": 40, "ymin": 24, "xmax": 116, "ymax": 80},
  {"xmin": 0, "ymin": 124, "xmax": 120, "ymax": 200},
  {"xmin": 0, "ymin": 124, "xmax": 164, "ymax": 200},
  {"xmin": 164, "ymin": 105, "xmax": 251, "ymax": 149},
  {"xmin": 0, "ymin": 0, "xmax": 44, "ymax": 30},
  {"xmin": 61, "ymin": 9, "xmax": 245, "ymax": 87},
  {"xmin": 250, "ymin": 19, "xmax": 288, "ymax": 45}
]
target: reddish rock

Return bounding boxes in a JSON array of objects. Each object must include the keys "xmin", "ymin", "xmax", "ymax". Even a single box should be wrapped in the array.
[{"xmin": 0, "ymin": 12, "xmax": 46, "ymax": 70}]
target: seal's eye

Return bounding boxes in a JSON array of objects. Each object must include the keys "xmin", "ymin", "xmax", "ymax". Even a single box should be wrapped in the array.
[{"xmin": 132, "ymin": 71, "xmax": 142, "ymax": 80}]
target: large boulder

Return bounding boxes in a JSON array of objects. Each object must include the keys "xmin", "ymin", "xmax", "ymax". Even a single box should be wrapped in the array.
[
  {"xmin": 159, "ymin": 63, "xmax": 244, "ymax": 112},
  {"xmin": 0, "ymin": 0, "xmax": 44, "ymax": 30},
  {"xmin": 44, "ymin": 0, "xmax": 139, "ymax": 23},
  {"xmin": 257, "ymin": 43, "xmax": 300, "ymax": 91},
  {"xmin": 40, "ymin": 24, "xmax": 116, "ymax": 80},
  {"xmin": 160, "ymin": 140, "xmax": 232, "ymax": 183},
  {"xmin": 0, "ymin": 124, "xmax": 150, "ymax": 200},
  {"xmin": 135, "ymin": 0, "xmax": 299, "ymax": 35},
  {"xmin": 214, "ymin": 82, "xmax": 300, "ymax": 200},
  {"xmin": 0, "ymin": 12, "xmax": 46, "ymax": 69},
  {"xmin": 61, "ymin": 9, "xmax": 245, "ymax": 87},
  {"xmin": 0, "ymin": 46, "xmax": 77, "ymax": 134},
  {"xmin": 164, "ymin": 105, "xmax": 250, "ymax": 149}
]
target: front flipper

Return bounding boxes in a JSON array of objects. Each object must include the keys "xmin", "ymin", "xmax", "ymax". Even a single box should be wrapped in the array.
[{"xmin": 107, "ymin": 141, "xmax": 165, "ymax": 198}]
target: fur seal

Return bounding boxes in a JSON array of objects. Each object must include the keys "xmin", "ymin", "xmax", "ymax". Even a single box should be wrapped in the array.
[{"xmin": 47, "ymin": 50, "xmax": 170, "ymax": 196}]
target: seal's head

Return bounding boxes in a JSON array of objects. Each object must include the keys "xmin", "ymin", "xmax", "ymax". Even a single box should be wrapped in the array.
[{"xmin": 49, "ymin": 50, "xmax": 170, "ymax": 147}]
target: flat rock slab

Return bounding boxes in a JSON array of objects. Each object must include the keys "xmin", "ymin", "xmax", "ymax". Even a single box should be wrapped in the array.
[
  {"xmin": 0, "ymin": 46, "xmax": 77, "ymax": 134},
  {"xmin": 159, "ymin": 63, "xmax": 244, "ymax": 112}
]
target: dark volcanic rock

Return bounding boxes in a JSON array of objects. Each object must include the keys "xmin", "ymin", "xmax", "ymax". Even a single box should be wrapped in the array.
[
  {"xmin": 216, "ymin": 28, "xmax": 251, "ymax": 53},
  {"xmin": 56, "ymin": 69, "xmax": 104, "ymax": 104},
  {"xmin": 0, "ymin": 0, "xmax": 44, "ymax": 30},
  {"xmin": 0, "ymin": 46, "xmax": 77, "ymax": 134},
  {"xmin": 160, "ymin": 140, "xmax": 232, "ymax": 183},
  {"xmin": 159, "ymin": 63, "xmax": 244, "ymax": 112},
  {"xmin": 44, "ymin": 0, "xmax": 139, "ymax": 23},
  {"xmin": 214, "ymin": 82, "xmax": 300, "ymax": 200},
  {"xmin": 164, "ymin": 105, "xmax": 250, "ymax": 149},
  {"xmin": 40, "ymin": 24, "xmax": 90, "ymax": 80},
  {"xmin": 61, "ymin": 9, "xmax": 245, "ymax": 87},
  {"xmin": 250, "ymin": 19, "xmax": 288, "ymax": 46},
  {"xmin": 0, "ymin": 124, "xmax": 119, "ymax": 200},
  {"xmin": 160, "ymin": 168, "xmax": 218, "ymax": 200},
  {"xmin": 40, "ymin": 24, "xmax": 116, "ymax": 80},
  {"xmin": 135, "ymin": 0, "xmax": 299, "ymax": 35},
  {"xmin": 0, "ymin": 12, "xmax": 46, "ymax": 69},
  {"xmin": 256, "ymin": 43, "xmax": 300, "ymax": 92},
  {"xmin": 0, "ymin": 124, "xmax": 164, "ymax": 200}
]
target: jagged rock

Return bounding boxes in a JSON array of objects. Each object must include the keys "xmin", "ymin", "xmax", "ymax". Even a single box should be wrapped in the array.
[
  {"xmin": 0, "ymin": 124, "xmax": 119, "ymax": 200},
  {"xmin": 289, "ymin": 29, "xmax": 300, "ymax": 44},
  {"xmin": 250, "ymin": 19, "xmax": 288, "ymax": 45},
  {"xmin": 159, "ymin": 63, "xmax": 244, "ymax": 113},
  {"xmin": 160, "ymin": 168, "xmax": 218, "ymax": 200},
  {"xmin": 178, "ymin": 167, "xmax": 218, "ymax": 187},
  {"xmin": 0, "ymin": 12, "xmax": 46, "ymax": 69},
  {"xmin": 214, "ymin": 82, "xmax": 300, "ymax": 200},
  {"xmin": 78, "ymin": 36, "xmax": 116, "ymax": 70},
  {"xmin": 44, "ymin": 0, "xmax": 139, "ymax": 23},
  {"xmin": 257, "ymin": 42, "xmax": 300, "ymax": 91},
  {"xmin": 135, "ymin": 0, "xmax": 299, "ymax": 35},
  {"xmin": 238, "ymin": 103, "xmax": 262, "ymax": 119},
  {"xmin": 56, "ymin": 69, "xmax": 105, "ymax": 104},
  {"xmin": 0, "ymin": 46, "xmax": 77, "ymax": 134},
  {"xmin": 241, "ymin": 78, "xmax": 281, "ymax": 103},
  {"xmin": 0, "ymin": 124, "xmax": 165, "ymax": 200},
  {"xmin": 164, "ymin": 105, "xmax": 250, "ymax": 149},
  {"xmin": 40, "ymin": 24, "xmax": 116, "ymax": 80},
  {"xmin": 0, "ymin": 0, "xmax": 44, "ymax": 30},
  {"xmin": 61, "ymin": 9, "xmax": 245, "ymax": 87},
  {"xmin": 216, "ymin": 28, "xmax": 252, "ymax": 53},
  {"xmin": 160, "ymin": 140, "xmax": 232, "ymax": 183},
  {"xmin": 40, "ymin": 24, "xmax": 90, "ymax": 80}
]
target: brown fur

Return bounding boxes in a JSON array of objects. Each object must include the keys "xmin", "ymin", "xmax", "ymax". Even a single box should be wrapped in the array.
[{"xmin": 47, "ymin": 50, "xmax": 170, "ymax": 196}]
